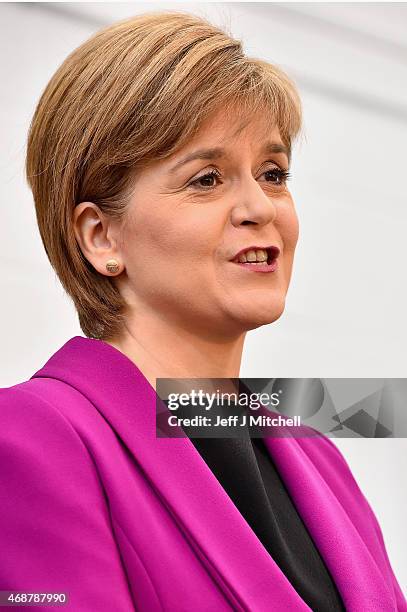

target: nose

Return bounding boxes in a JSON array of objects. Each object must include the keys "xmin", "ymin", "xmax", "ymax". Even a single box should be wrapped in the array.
[{"xmin": 230, "ymin": 178, "xmax": 278, "ymax": 227}]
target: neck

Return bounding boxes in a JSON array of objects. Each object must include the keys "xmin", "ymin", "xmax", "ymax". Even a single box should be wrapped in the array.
[{"xmin": 105, "ymin": 311, "xmax": 246, "ymax": 391}]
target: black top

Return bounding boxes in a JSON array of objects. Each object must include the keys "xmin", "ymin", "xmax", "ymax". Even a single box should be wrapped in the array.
[{"xmin": 188, "ymin": 434, "xmax": 345, "ymax": 612}]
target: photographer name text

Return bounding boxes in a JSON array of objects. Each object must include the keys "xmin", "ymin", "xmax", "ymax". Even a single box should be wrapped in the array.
[{"xmin": 167, "ymin": 414, "xmax": 301, "ymax": 427}]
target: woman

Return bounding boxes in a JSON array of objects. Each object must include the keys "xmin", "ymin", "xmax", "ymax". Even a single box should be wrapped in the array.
[{"xmin": 0, "ymin": 11, "xmax": 405, "ymax": 611}]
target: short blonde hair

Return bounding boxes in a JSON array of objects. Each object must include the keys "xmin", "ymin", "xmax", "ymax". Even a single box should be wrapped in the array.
[{"xmin": 26, "ymin": 10, "xmax": 302, "ymax": 340}]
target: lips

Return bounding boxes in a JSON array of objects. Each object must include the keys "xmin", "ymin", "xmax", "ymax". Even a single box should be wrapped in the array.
[{"xmin": 230, "ymin": 245, "xmax": 280, "ymax": 265}]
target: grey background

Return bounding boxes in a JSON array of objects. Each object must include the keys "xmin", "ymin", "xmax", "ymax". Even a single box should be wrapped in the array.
[{"xmin": 0, "ymin": 2, "xmax": 406, "ymax": 591}]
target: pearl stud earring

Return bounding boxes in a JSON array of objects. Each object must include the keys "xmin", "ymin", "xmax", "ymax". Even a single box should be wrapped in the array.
[{"xmin": 105, "ymin": 259, "xmax": 120, "ymax": 274}]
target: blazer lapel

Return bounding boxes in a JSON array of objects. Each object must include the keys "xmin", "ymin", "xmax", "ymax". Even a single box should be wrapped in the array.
[
  {"xmin": 263, "ymin": 433, "xmax": 395, "ymax": 610},
  {"xmin": 31, "ymin": 336, "xmax": 394, "ymax": 611}
]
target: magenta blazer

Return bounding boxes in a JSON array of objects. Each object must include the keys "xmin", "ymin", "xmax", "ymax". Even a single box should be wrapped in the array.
[{"xmin": 0, "ymin": 336, "xmax": 405, "ymax": 611}]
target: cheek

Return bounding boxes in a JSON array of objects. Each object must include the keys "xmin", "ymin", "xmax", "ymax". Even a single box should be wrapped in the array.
[
  {"xmin": 278, "ymin": 203, "xmax": 299, "ymax": 252},
  {"xmin": 123, "ymin": 203, "xmax": 176, "ymax": 257},
  {"xmin": 122, "ymin": 206, "xmax": 210, "ymax": 278}
]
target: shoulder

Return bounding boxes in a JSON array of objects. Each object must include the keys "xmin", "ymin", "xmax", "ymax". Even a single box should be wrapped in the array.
[
  {"xmin": 0, "ymin": 381, "xmax": 81, "ymax": 434},
  {"xmin": 0, "ymin": 384, "xmax": 135, "ymax": 609},
  {"xmin": 0, "ymin": 382, "xmax": 99, "ymax": 485},
  {"xmin": 0, "ymin": 381, "xmax": 113, "ymax": 559}
]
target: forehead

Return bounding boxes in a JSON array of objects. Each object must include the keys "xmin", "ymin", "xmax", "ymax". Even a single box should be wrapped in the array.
[{"xmin": 187, "ymin": 106, "xmax": 283, "ymax": 150}]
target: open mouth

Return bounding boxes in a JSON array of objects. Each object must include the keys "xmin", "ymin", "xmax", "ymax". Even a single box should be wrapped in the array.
[{"xmin": 230, "ymin": 245, "xmax": 280, "ymax": 270}]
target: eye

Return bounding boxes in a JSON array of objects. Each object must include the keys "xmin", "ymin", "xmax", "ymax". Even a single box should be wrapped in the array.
[
  {"xmin": 188, "ymin": 169, "xmax": 222, "ymax": 190},
  {"xmin": 260, "ymin": 166, "xmax": 291, "ymax": 186}
]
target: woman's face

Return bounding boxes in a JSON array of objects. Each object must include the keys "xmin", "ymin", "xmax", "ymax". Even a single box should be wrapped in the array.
[{"xmin": 116, "ymin": 108, "xmax": 299, "ymax": 338}]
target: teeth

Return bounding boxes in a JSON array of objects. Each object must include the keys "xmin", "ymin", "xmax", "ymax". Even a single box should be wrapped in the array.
[
  {"xmin": 246, "ymin": 250, "xmax": 257, "ymax": 262},
  {"xmin": 238, "ymin": 248, "xmax": 268, "ymax": 263},
  {"xmin": 256, "ymin": 249, "xmax": 268, "ymax": 262}
]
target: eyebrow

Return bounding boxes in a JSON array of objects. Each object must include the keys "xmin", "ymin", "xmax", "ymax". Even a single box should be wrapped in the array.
[{"xmin": 169, "ymin": 141, "xmax": 291, "ymax": 173}]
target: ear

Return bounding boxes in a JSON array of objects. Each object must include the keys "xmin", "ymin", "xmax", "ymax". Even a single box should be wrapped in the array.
[{"xmin": 73, "ymin": 202, "xmax": 124, "ymax": 276}]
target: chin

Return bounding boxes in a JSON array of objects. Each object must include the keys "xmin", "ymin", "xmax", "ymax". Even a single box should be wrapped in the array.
[{"xmin": 231, "ymin": 297, "xmax": 287, "ymax": 331}]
